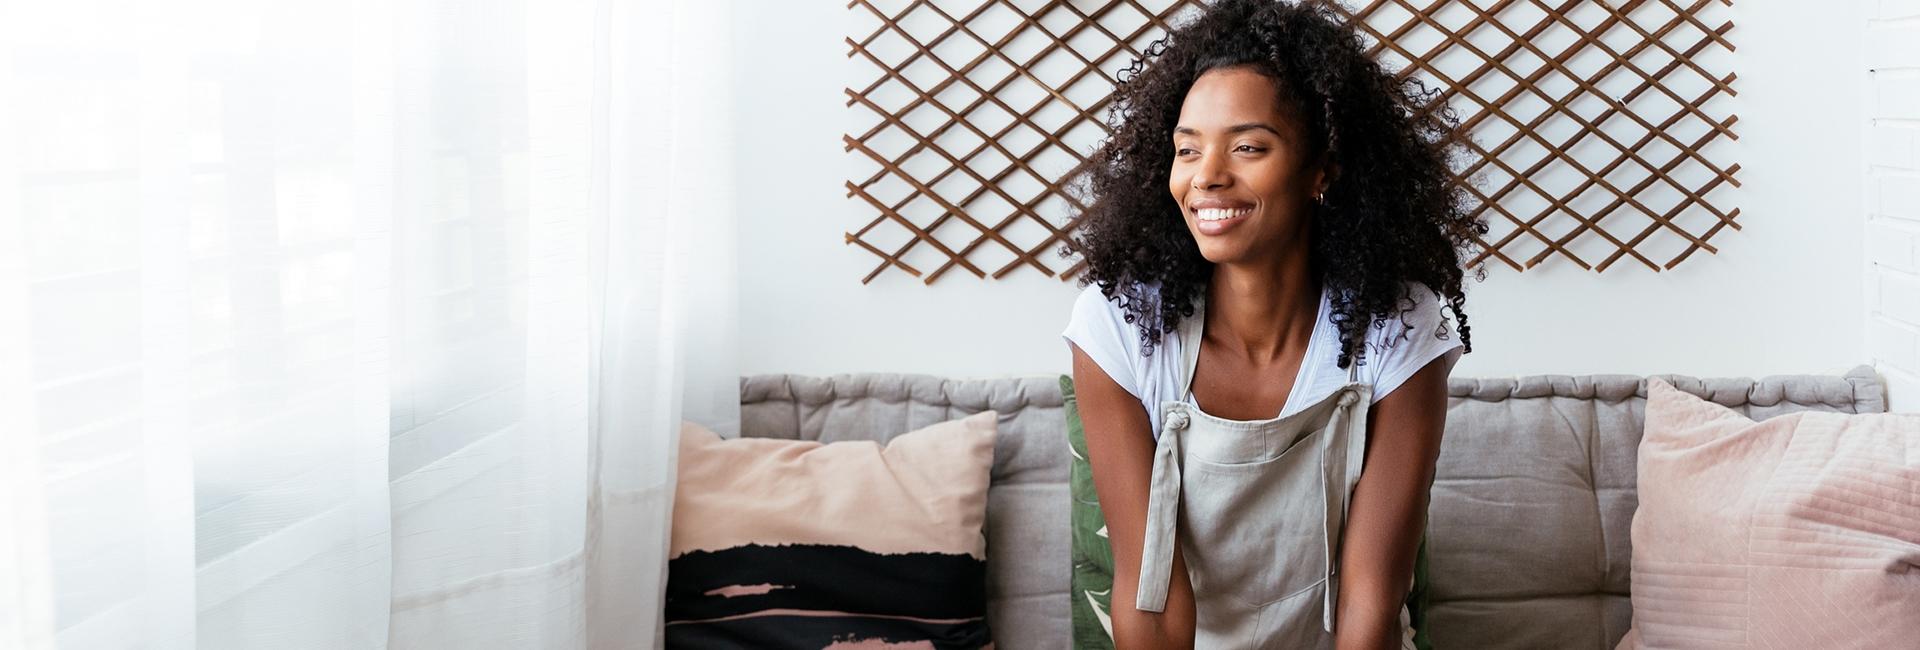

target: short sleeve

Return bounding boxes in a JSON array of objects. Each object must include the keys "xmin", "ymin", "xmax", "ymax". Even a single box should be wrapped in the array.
[
  {"xmin": 1364, "ymin": 284, "xmax": 1465, "ymax": 402},
  {"xmin": 1061, "ymin": 284, "xmax": 1143, "ymax": 401}
]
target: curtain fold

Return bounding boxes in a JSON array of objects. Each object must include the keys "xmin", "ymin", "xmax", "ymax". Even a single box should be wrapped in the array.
[{"xmin": 1, "ymin": 0, "xmax": 733, "ymax": 647}]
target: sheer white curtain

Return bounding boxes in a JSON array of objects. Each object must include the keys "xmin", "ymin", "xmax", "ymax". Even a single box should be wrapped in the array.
[{"xmin": 0, "ymin": 0, "xmax": 734, "ymax": 648}]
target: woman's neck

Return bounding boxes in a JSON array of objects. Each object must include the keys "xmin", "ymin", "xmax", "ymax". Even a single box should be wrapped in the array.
[{"xmin": 1204, "ymin": 251, "xmax": 1319, "ymax": 366}]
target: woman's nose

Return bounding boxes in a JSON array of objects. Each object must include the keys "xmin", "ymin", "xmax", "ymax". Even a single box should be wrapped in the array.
[{"xmin": 1191, "ymin": 152, "xmax": 1229, "ymax": 190}]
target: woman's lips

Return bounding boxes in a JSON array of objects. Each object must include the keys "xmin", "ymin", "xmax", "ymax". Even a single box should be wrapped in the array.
[{"xmin": 1194, "ymin": 206, "xmax": 1252, "ymax": 236}]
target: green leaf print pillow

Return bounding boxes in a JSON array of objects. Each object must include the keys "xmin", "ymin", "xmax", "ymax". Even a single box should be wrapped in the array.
[{"xmin": 1060, "ymin": 374, "xmax": 1116, "ymax": 649}]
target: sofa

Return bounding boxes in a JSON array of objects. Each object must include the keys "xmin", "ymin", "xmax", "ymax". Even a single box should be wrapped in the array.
[{"xmin": 736, "ymin": 365, "xmax": 1887, "ymax": 649}]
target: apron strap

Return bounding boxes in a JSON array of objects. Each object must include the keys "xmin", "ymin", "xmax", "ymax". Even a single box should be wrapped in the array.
[
  {"xmin": 1138, "ymin": 277, "xmax": 1205, "ymax": 613},
  {"xmin": 1135, "ymin": 407, "xmax": 1186, "ymax": 612},
  {"xmin": 1176, "ymin": 294, "xmax": 1204, "ymax": 402},
  {"xmin": 1322, "ymin": 382, "xmax": 1371, "ymax": 632}
]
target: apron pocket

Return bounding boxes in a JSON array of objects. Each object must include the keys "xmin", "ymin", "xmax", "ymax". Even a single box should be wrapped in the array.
[{"xmin": 1180, "ymin": 450, "xmax": 1328, "ymax": 609}]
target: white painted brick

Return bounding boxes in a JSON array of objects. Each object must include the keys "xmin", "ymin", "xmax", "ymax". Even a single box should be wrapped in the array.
[
  {"xmin": 1875, "ymin": 6, "xmax": 1919, "ymax": 413},
  {"xmin": 1879, "ymin": 268, "xmax": 1920, "ymax": 324},
  {"xmin": 1874, "ymin": 74, "xmax": 1920, "ymax": 119},
  {"xmin": 1870, "ymin": 124, "xmax": 1919, "ymax": 169},
  {"xmin": 1872, "ymin": 174, "xmax": 1883, "ymax": 217},
  {"xmin": 1868, "ymin": 219, "xmax": 1920, "ymax": 270},
  {"xmin": 1870, "ymin": 315, "xmax": 1920, "ymax": 369},
  {"xmin": 1868, "ymin": 23, "xmax": 1920, "ymax": 69},
  {"xmin": 1876, "ymin": 363, "xmax": 1920, "ymax": 413},
  {"xmin": 1881, "ymin": 0, "xmax": 1920, "ymax": 21},
  {"xmin": 1869, "ymin": 265, "xmax": 1885, "ymax": 309},
  {"xmin": 1877, "ymin": 174, "xmax": 1920, "ymax": 218}
]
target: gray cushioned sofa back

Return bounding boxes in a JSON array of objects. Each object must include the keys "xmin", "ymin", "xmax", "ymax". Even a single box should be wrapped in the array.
[{"xmin": 738, "ymin": 366, "xmax": 1885, "ymax": 649}]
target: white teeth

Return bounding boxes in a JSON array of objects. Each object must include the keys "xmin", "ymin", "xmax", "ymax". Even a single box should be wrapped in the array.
[{"xmin": 1196, "ymin": 207, "xmax": 1251, "ymax": 221}]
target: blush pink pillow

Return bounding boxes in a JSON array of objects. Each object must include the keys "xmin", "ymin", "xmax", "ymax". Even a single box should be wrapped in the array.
[{"xmin": 1617, "ymin": 378, "xmax": 1920, "ymax": 649}]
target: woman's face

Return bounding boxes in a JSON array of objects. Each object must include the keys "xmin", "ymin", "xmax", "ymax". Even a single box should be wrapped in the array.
[{"xmin": 1168, "ymin": 65, "xmax": 1327, "ymax": 266}]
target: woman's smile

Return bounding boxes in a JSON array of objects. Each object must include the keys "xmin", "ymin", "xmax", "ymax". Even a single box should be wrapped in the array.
[
  {"xmin": 1194, "ymin": 206, "xmax": 1254, "ymax": 236},
  {"xmin": 1189, "ymin": 197, "xmax": 1258, "ymax": 236}
]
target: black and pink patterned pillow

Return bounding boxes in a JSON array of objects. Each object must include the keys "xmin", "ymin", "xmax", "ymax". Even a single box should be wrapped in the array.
[{"xmin": 665, "ymin": 412, "xmax": 997, "ymax": 649}]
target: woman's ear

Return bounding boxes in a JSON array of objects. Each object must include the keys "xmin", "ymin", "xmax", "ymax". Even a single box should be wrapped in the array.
[{"xmin": 1314, "ymin": 158, "xmax": 1340, "ymax": 196}]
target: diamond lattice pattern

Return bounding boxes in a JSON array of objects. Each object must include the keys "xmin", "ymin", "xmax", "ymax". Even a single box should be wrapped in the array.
[{"xmin": 843, "ymin": 0, "xmax": 1737, "ymax": 283}]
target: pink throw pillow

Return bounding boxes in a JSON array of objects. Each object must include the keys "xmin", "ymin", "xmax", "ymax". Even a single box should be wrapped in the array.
[{"xmin": 1617, "ymin": 379, "xmax": 1920, "ymax": 649}]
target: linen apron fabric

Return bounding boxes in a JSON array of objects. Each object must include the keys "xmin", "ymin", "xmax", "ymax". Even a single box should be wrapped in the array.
[{"xmin": 1133, "ymin": 296, "xmax": 1419, "ymax": 649}]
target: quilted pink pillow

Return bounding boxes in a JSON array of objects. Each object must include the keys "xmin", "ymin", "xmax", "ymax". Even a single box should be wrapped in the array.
[{"xmin": 1617, "ymin": 378, "xmax": 1920, "ymax": 649}]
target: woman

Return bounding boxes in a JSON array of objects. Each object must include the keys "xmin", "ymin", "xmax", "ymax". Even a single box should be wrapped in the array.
[{"xmin": 1058, "ymin": 1, "xmax": 1485, "ymax": 648}]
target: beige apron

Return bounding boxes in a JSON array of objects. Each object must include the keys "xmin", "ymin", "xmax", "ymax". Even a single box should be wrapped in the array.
[{"xmin": 1134, "ymin": 296, "xmax": 1417, "ymax": 649}]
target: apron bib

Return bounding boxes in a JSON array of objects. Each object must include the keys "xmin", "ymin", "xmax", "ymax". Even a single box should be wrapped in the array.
[{"xmin": 1133, "ymin": 294, "xmax": 1417, "ymax": 649}]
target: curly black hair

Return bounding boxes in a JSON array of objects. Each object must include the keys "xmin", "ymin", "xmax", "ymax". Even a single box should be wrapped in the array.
[{"xmin": 1060, "ymin": 0, "xmax": 1486, "ymax": 369}]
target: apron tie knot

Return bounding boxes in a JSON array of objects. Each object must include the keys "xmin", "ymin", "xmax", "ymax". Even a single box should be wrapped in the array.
[{"xmin": 1164, "ymin": 409, "xmax": 1190, "ymax": 431}]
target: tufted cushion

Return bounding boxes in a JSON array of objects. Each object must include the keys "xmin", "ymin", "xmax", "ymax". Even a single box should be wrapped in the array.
[{"xmin": 738, "ymin": 366, "xmax": 1886, "ymax": 650}]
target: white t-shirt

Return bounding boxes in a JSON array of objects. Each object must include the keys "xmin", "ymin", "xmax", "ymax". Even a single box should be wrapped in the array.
[{"xmin": 1060, "ymin": 279, "xmax": 1464, "ymax": 440}]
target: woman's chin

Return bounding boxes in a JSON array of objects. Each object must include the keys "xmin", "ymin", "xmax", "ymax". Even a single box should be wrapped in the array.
[{"xmin": 1194, "ymin": 240, "xmax": 1251, "ymax": 265}]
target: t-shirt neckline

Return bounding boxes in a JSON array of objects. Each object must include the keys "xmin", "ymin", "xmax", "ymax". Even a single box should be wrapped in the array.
[{"xmin": 1180, "ymin": 283, "xmax": 1331, "ymax": 421}]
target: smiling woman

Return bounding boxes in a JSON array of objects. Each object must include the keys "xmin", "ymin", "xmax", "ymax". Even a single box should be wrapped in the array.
[
  {"xmin": 1065, "ymin": 0, "xmax": 1485, "ymax": 369},
  {"xmin": 1057, "ymin": 0, "xmax": 1486, "ymax": 648}
]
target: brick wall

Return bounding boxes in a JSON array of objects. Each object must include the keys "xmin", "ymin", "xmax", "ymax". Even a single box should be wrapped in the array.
[{"xmin": 1869, "ymin": 0, "xmax": 1920, "ymax": 411}]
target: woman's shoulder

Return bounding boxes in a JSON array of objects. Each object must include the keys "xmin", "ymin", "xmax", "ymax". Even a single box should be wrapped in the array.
[
  {"xmin": 1063, "ymin": 280, "xmax": 1166, "ymax": 401},
  {"xmin": 1069, "ymin": 279, "xmax": 1164, "ymax": 327},
  {"xmin": 1355, "ymin": 281, "xmax": 1463, "ymax": 396},
  {"xmin": 1070, "ymin": 282, "xmax": 1118, "ymax": 313},
  {"xmin": 1358, "ymin": 281, "xmax": 1454, "ymax": 346}
]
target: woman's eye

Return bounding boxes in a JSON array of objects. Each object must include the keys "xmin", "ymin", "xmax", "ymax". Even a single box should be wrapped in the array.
[
  {"xmin": 1176, "ymin": 147, "xmax": 1197, "ymax": 156},
  {"xmin": 1235, "ymin": 144, "xmax": 1265, "ymax": 153}
]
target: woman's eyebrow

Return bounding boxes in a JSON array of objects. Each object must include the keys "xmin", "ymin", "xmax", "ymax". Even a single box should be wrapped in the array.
[{"xmin": 1173, "ymin": 123, "xmax": 1285, "ymax": 138}]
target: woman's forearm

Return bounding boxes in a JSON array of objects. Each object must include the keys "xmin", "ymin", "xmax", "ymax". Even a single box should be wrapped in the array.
[
  {"xmin": 1332, "ymin": 590, "xmax": 1406, "ymax": 650},
  {"xmin": 1111, "ymin": 544, "xmax": 1197, "ymax": 650}
]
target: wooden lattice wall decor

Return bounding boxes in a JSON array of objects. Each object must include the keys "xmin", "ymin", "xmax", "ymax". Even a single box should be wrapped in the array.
[
  {"xmin": 1335, "ymin": 0, "xmax": 1739, "ymax": 272},
  {"xmin": 843, "ymin": 0, "xmax": 1737, "ymax": 283}
]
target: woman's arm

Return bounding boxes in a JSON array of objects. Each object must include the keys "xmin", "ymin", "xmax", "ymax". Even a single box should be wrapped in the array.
[
  {"xmin": 1335, "ymin": 353, "xmax": 1451, "ymax": 650},
  {"xmin": 1069, "ymin": 343, "xmax": 1196, "ymax": 650}
]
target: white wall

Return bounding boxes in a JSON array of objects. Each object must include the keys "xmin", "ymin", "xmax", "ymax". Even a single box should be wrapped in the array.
[
  {"xmin": 1867, "ymin": 0, "xmax": 1920, "ymax": 412},
  {"xmin": 734, "ymin": 1, "xmax": 1869, "ymax": 387}
]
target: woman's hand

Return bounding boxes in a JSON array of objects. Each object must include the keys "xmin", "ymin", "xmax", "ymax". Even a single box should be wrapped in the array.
[{"xmin": 1071, "ymin": 343, "xmax": 1197, "ymax": 650}]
